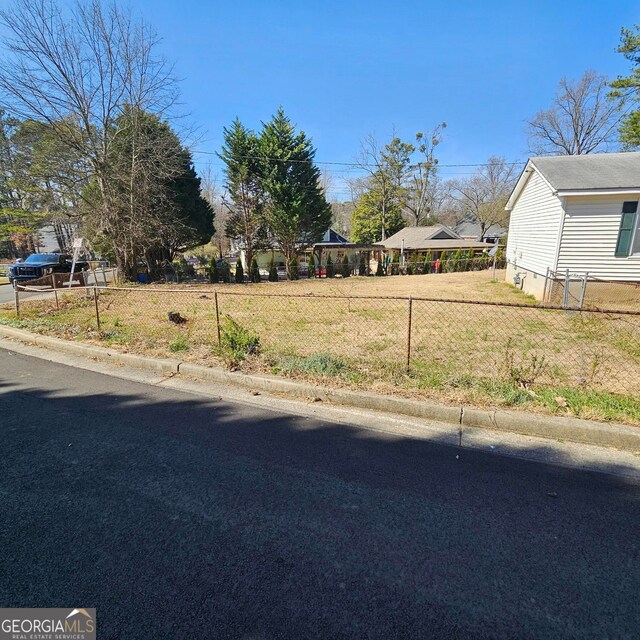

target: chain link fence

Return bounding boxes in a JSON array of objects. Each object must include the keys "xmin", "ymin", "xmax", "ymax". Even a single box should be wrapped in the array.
[
  {"xmin": 6, "ymin": 284, "xmax": 640, "ymax": 397},
  {"xmin": 545, "ymin": 269, "xmax": 640, "ymax": 313}
]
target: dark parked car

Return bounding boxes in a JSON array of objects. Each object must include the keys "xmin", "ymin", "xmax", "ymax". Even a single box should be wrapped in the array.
[{"xmin": 8, "ymin": 253, "xmax": 89, "ymax": 287}]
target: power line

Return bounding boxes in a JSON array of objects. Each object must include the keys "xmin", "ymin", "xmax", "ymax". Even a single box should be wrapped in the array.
[{"xmin": 191, "ymin": 149, "xmax": 527, "ymax": 170}]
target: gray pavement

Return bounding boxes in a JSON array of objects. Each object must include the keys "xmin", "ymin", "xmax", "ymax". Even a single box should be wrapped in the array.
[
  {"xmin": 1, "ymin": 346, "xmax": 639, "ymax": 639},
  {"xmin": 0, "ymin": 283, "xmax": 56, "ymax": 305}
]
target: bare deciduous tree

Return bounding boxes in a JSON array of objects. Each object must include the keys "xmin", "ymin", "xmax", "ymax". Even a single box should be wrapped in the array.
[
  {"xmin": 448, "ymin": 157, "xmax": 518, "ymax": 240},
  {"xmin": 352, "ymin": 132, "xmax": 413, "ymax": 241},
  {"xmin": 405, "ymin": 122, "xmax": 446, "ymax": 226},
  {"xmin": 0, "ymin": 0, "xmax": 180, "ymax": 273},
  {"xmin": 527, "ymin": 70, "xmax": 624, "ymax": 155}
]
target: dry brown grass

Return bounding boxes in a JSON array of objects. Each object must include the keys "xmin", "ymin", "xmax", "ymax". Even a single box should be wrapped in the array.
[
  {"xmin": 140, "ymin": 269, "xmax": 528, "ymax": 303},
  {"xmin": 2, "ymin": 270, "xmax": 639, "ymax": 424}
]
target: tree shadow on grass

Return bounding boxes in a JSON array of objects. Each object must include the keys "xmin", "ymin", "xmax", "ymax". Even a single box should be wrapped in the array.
[{"xmin": 0, "ymin": 372, "xmax": 639, "ymax": 640}]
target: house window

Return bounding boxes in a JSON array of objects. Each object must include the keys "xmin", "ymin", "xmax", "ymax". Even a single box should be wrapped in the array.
[{"xmin": 615, "ymin": 201, "xmax": 639, "ymax": 257}]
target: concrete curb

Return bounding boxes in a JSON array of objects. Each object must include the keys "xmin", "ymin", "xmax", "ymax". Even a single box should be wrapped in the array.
[{"xmin": 1, "ymin": 324, "xmax": 639, "ymax": 452}]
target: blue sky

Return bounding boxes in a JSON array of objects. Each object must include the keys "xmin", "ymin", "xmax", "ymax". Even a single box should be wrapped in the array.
[{"xmin": 4, "ymin": 0, "xmax": 640, "ymax": 199}]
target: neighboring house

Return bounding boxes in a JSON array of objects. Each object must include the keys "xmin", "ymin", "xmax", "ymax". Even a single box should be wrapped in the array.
[
  {"xmin": 239, "ymin": 228, "xmax": 379, "ymax": 277},
  {"xmin": 505, "ymin": 152, "xmax": 640, "ymax": 300},
  {"xmin": 454, "ymin": 221, "xmax": 507, "ymax": 245},
  {"xmin": 306, "ymin": 228, "xmax": 380, "ymax": 273},
  {"xmin": 380, "ymin": 225, "xmax": 493, "ymax": 263}
]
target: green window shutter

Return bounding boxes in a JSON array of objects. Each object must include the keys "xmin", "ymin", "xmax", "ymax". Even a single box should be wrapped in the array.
[{"xmin": 615, "ymin": 201, "xmax": 638, "ymax": 257}]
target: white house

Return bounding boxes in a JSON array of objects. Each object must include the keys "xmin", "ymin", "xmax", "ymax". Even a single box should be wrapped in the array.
[{"xmin": 505, "ymin": 152, "xmax": 640, "ymax": 300}]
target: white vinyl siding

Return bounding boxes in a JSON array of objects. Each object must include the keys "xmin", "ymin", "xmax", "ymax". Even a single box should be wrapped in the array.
[
  {"xmin": 506, "ymin": 171, "xmax": 563, "ymax": 275},
  {"xmin": 556, "ymin": 196, "xmax": 640, "ymax": 281}
]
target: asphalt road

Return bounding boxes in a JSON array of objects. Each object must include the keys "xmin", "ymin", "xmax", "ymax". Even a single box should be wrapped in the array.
[
  {"xmin": 1, "ymin": 348, "xmax": 639, "ymax": 639},
  {"xmin": 0, "ymin": 283, "xmax": 55, "ymax": 305}
]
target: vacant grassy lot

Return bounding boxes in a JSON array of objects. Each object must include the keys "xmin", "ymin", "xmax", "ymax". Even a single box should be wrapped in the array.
[
  {"xmin": 173, "ymin": 269, "xmax": 532, "ymax": 303},
  {"xmin": 2, "ymin": 270, "xmax": 639, "ymax": 425}
]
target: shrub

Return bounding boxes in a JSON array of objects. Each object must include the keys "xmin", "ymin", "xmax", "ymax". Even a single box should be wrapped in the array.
[
  {"xmin": 326, "ymin": 254, "xmax": 334, "ymax": 278},
  {"xmin": 235, "ymin": 259, "xmax": 244, "ymax": 283},
  {"xmin": 276, "ymin": 353, "xmax": 352, "ymax": 378},
  {"xmin": 250, "ymin": 257, "xmax": 261, "ymax": 283},
  {"xmin": 341, "ymin": 254, "xmax": 350, "ymax": 278},
  {"xmin": 208, "ymin": 257, "xmax": 219, "ymax": 283},
  {"xmin": 438, "ymin": 251, "xmax": 448, "ymax": 273},
  {"xmin": 220, "ymin": 316, "xmax": 260, "ymax": 363},
  {"xmin": 289, "ymin": 257, "xmax": 299, "ymax": 280},
  {"xmin": 358, "ymin": 253, "xmax": 366, "ymax": 276},
  {"xmin": 268, "ymin": 258, "xmax": 278, "ymax": 282},
  {"xmin": 424, "ymin": 250, "xmax": 432, "ymax": 274},
  {"xmin": 465, "ymin": 249, "xmax": 474, "ymax": 271},
  {"xmin": 220, "ymin": 261, "xmax": 231, "ymax": 283},
  {"xmin": 451, "ymin": 249, "xmax": 463, "ymax": 272},
  {"xmin": 375, "ymin": 258, "xmax": 384, "ymax": 276},
  {"xmin": 169, "ymin": 334, "xmax": 190, "ymax": 352},
  {"xmin": 308, "ymin": 253, "xmax": 315, "ymax": 278},
  {"xmin": 504, "ymin": 338, "xmax": 547, "ymax": 389}
]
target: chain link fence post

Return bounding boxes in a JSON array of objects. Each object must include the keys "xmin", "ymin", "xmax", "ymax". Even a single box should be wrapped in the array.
[
  {"xmin": 406, "ymin": 296, "xmax": 413, "ymax": 373},
  {"xmin": 52, "ymin": 274, "xmax": 59, "ymax": 310},
  {"xmin": 214, "ymin": 291, "xmax": 221, "ymax": 346},
  {"xmin": 542, "ymin": 267, "xmax": 550, "ymax": 305},
  {"xmin": 579, "ymin": 272, "xmax": 589, "ymax": 309},
  {"xmin": 93, "ymin": 286, "xmax": 101, "ymax": 329},
  {"xmin": 562, "ymin": 269, "xmax": 570, "ymax": 308}
]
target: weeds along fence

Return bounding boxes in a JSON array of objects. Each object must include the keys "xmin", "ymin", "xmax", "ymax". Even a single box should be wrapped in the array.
[{"xmin": 8, "ymin": 285, "xmax": 640, "ymax": 396}]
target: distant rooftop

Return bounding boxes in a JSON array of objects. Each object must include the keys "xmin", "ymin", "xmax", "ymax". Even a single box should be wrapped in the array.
[{"xmin": 380, "ymin": 225, "xmax": 492, "ymax": 251}]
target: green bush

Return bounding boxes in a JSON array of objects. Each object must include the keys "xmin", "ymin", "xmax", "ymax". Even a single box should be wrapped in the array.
[
  {"xmin": 268, "ymin": 257, "xmax": 278, "ymax": 282},
  {"xmin": 326, "ymin": 254, "xmax": 334, "ymax": 278},
  {"xmin": 220, "ymin": 316, "xmax": 260, "ymax": 363},
  {"xmin": 438, "ymin": 251, "xmax": 447, "ymax": 273},
  {"xmin": 250, "ymin": 257, "xmax": 261, "ymax": 283},
  {"xmin": 169, "ymin": 334, "xmax": 190, "ymax": 352},
  {"xmin": 424, "ymin": 250, "xmax": 432, "ymax": 274},
  {"xmin": 208, "ymin": 257, "xmax": 219, "ymax": 283},
  {"xmin": 341, "ymin": 254, "xmax": 350, "ymax": 278},
  {"xmin": 308, "ymin": 253, "xmax": 315, "ymax": 278},
  {"xmin": 235, "ymin": 259, "xmax": 244, "ymax": 283},
  {"xmin": 358, "ymin": 253, "xmax": 366, "ymax": 276},
  {"xmin": 275, "ymin": 353, "xmax": 352, "ymax": 378},
  {"xmin": 220, "ymin": 261, "xmax": 231, "ymax": 283},
  {"xmin": 465, "ymin": 249, "xmax": 474, "ymax": 271},
  {"xmin": 289, "ymin": 257, "xmax": 299, "ymax": 280},
  {"xmin": 375, "ymin": 258, "xmax": 384, "ymax": 276}
]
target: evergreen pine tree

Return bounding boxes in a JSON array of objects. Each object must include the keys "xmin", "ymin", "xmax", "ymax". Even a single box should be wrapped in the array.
[
  {"xmin": 259, "ymin": 109, "xmax": 331, "ymax": 279},
  {"xmin": 358, "ymin": 253, "xmax": 366, "ymax": 276},
  {"xmin": 375, "ymin": 258, "xmax": 384, "ymax": 276},
  {"xmin": 220, "ymin": 119, "xmax": 265, "ymax": 273}
]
